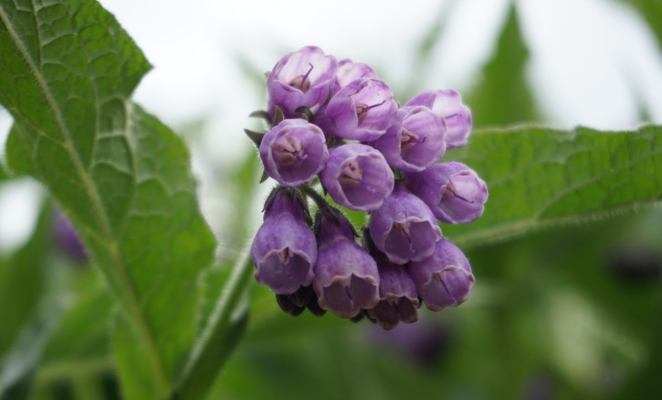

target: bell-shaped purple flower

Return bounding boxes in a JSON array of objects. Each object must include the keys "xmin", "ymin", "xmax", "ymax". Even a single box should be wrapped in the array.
[
  {"xmin": 372, "ymin": 106, "xmax": 446, "ymax": 172},
  {"xmin": 366, "ymin": 255, "xmax": 419, "ymax": 329},
  {"xmin": 409, "ymin": 238, "xmax": 475, "ymax": 311},
  {"xmin": 251, "ymin": 190, "xmax": 316, "ymax": 295},
  {"xmin": 54, "ymin": 212, "xmax": 88, "ymax": 264},
  {"xmin": 405, "ymin": 89, "xmax": 472, "ymax": 149},
  {"xmin": 275, "ymin": 285, "xmax": 326, "ymax": 317},
  {"xmin": 406, "ymin": 162, "xmax": 488, "ymax": 224},
  {"xmin": 267, "ymin": 46, "xmax": 337, "ymax": 116},
  {"xmin": 320, "ymin": 143, "xmax": 394, "ymax": 211},
  {"xmin": 259, "ymin": 119, "xmax": 329, "ymax": 187},
  {"xmin": 368, "ymin": 186, "xmax": 442, "ymax": 264},
  {"xmin": 313, "ymin": 211, "xmax": 380, "ymax": 318},
  {"xmin": 333, "ymin": 58, "xmax": 377, "ymax": 92},
  {"xmin": 316, "ymin": 78, "xmax": 397, "ymax": 141}
]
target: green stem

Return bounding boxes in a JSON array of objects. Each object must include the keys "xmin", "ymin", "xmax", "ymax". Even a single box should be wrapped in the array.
[
  {"xmin": 299, "ymin": 186, "xmax": 331, "ymax": 210},
  {"xmin": 173, "ymin": 247, "xmax": 254, "ymax": 399}
]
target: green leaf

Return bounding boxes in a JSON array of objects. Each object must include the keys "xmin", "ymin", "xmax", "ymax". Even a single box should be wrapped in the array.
[
  {"xmin": 0, "ymin": 278, "xmax": 69, "ymax": 397},
  {"xmin": 174, "ymin": 250, "xmax": 253, "ymax": 399},
  {"xmin": 0, "ymin": 205, "xmax": 59, "ymax": 398},
  {"xmin": 467, "ymin": 5, "xmax": 539, "ymax": 127},
  {"xmin": 0, "ymin": 1, "xmax": 216, "ymax": 398},
  {"xmin": 0, "ymin": 203, "xmax": 50, "ymax": 357},
  {"xmin": 445, "ymin": 125, "xmax": 662, "ymax": 248}
]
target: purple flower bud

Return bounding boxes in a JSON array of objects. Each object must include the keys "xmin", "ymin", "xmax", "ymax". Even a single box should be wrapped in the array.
[
  {"xmin": 317, "ymin": 78, "xmax": 397, "ymax": 141},
  {"xmin": 54, "ymin": 212, "xmax": 88, "ymax": 264},
  {"xmin": 259, "ymin": 119, "xmax": 329, "ymax": 187},
  {"xmin": 405, "ymin": 89, "xmax": 472, "ymax": 149},
  {"xmin": 372, "ymin": 106, "xmax": 446, "ymax": 172},
  {"xmin": 313, "ymin": 212, "xmax": 380, "ymax": 318},
  {"xmin": 409, "ymin": 238, "xmax": 475, "ymax": 311},
  {"xmin": 320, "ymin": 143, "xmax": 394, "ymax": 211},
  {"xmin": 333, "ymin": 59, "xmax": 377, "ymax": 92},
  {"xmin": 406, "ymin": 162, "xmax": 488, "ymax": 224},
  {"xmin": 267, "ymin": 46, "xmax": 337, "ymax": 116},
  {"xmin": 251, "ymin": 190, "xmax": 316, "ymax": 295},
  {"xmin": 367, "ymin": 257, "xmax": 420, "ymax": 330},
  {"xmin": 368, "ymin": 186, "xmax": 442, "ymax": 264}
]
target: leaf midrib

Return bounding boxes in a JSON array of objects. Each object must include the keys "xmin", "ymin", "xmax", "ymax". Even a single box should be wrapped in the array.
[{"xmin": 0, "ymin": 5, "xmax": 170, "ymax": 395}]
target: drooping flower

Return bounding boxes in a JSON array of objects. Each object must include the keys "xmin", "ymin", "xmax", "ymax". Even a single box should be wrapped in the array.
[
  {"xmin": 369, "ymin": 186, "xmax": 442, "ymax": 264},
  {"xmin": 409, "ymin": 238, "xmax": 475, "ymax": 311},
  {"xmin": 372, "ymin": 106, "xmax": 446, "ymax": 172},
  {"xmin": 313, "ymin": 210, "xmax": 380, "ymax": 318},
  {"xmin": 316, "ymin": 78, "xmax": 397, "ymax": 141},
  {"xmin": 364, "ymin": 234, "xmax": 420, "ymax": 329},
  {"xmin": 276, "ymin": 285, "xmax": 326, "ymax": 317},
  {"xmin": 249, "ymin": 46, "xmax": 486, "ymax": 329},
  {"xmin": 251, "ymin": 189, "xmax": 316, "ymax": 295},
  {"xmin": 405, "ymin": 89, "xmax": 472, "ymax": 149},
  {"xmin": 320, "ymin": 143, "xmax": 394, "ymax": 211},
  {"xmin": 406, "ymin": 162, "xmax": 488, "ymax": 224},
  {"xmin": 259, "ymin": 119, "xmax": 329, "ymax": 187},
  {"xmin": 267, "ymin": 46, "xmax": 337, "ymax": 116},
  {"xmin": 333, "ymin": 58, "xmax": 377, "ymax": 92}
]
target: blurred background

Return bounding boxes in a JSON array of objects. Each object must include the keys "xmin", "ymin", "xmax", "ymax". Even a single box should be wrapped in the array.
[{"xmin": 1, "ymin": 0, "xmax": 662, "ymax": 399}]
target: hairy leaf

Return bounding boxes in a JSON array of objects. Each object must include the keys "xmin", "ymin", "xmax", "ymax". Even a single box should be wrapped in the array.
[
  {"xmin": 0, "ymin": 1, "xmax": 216, "ymax": 398},
  {"xmin": 445, "ymin": 125, "xmax": 662, "ymax": 247}
]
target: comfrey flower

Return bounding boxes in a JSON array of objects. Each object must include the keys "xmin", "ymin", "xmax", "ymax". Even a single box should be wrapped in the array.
[
  {"xmin": 259, "ymin": 119, "xmax": 329, "ymax": 186},
  {"xmin": 369, "ymin": 186, "xmax": 442, "ymax": 264},
  {"xmin": 372, "ymin": 106, "xmax": 446, "ymax": 172},
  {"xmin": 275, "ymin": 285, "xmax": 325, "ymax": 317},
  {"xmin": 316, "ymin": 78, "xmax": 397, "ymax": 141},
  {"xmin": 409, "ymin": 238, "xmax": 475, "ymax": 311},
  {"xmin": 405, "ymin": 89, "xmax": 472, "ymax": 149},
  {"xmin": 251, "ymin": 189, "xmax": 316, "ymax": 295},
  {"xmin": 364, "ymin": 233, "xmax": 419, "ymax": 330},
  {"xmin": 313, "ymin": 211, "xmax": 380, "ymax": 318},
  {"xmin": 406, "ymin": 161, "xmax": 488, "ymax": 224},
  {"xmin": 333, "ymin": 58, "xmax": 377, "ymax": 92},
  {"xmin": 247, "ymin": 45, "xmax": 487, "ymax": 328},
  {"xmin": 267, "ymin": 46, "xmax": 337, "ymax": 117},
  {"xmin": 320, "ymin": 143, "xmax": 394, "ymax": 211}
]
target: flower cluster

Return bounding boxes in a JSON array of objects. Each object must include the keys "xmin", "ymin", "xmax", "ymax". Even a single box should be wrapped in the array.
[{"xmin": 249, "ymin": 46, "xmax": 487, "ymax": 329}]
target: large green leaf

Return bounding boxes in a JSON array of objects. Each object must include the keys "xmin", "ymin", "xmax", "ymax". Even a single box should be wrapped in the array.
[
  {"xmin": 467, "ymin": 5, "xmax": 538, "ymax": 127},
  {"xmin": 0, "ymin": 1, "xmax": 216, "ymax": 398},
  {"xmin": 445, "ymin": 125, "xmax": 662, "ymax": 248}
]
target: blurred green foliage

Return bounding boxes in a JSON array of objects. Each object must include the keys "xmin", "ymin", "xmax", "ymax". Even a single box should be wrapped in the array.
[
  {"xmin": 1, "ymin": 0, "xmax": 662, "ymax": 399},
  {"xmin": 468, "ymin": 6, "xmax": 538, "ymax": 127}
]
